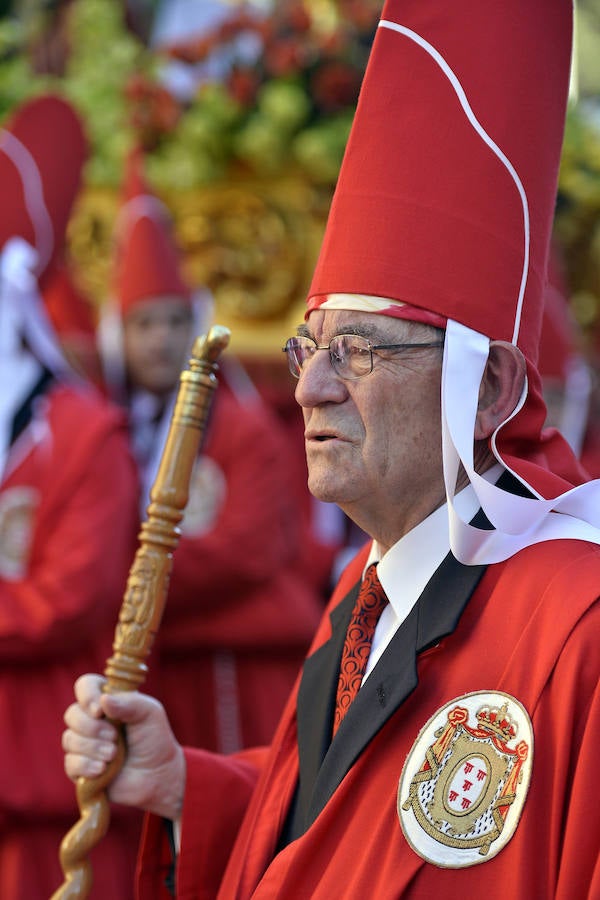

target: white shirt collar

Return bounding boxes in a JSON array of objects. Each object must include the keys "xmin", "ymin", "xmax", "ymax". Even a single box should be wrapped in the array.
[{"xmin": 362, "ymin": 464, "xmax": 502, "ymax": 679}]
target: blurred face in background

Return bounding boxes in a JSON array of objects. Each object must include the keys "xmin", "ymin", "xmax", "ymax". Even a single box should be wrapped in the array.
[{"xmin": 123, "ymin": 295, "xmax": 193, "ymax": 397}]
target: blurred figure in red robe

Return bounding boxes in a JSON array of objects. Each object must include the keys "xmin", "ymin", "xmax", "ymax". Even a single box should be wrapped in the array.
[
  {"xmin": 0, "ymin": 95, "xmax": 141, "ymax": 898},
  {"xmin": 98, "ymin": 146, "xmax": 323, "ymax": 752}
]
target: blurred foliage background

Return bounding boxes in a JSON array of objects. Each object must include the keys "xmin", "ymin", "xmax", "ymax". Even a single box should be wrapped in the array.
[{"xmin": 1, "ymin": 0, "xmax": 600, "ymax": 357}]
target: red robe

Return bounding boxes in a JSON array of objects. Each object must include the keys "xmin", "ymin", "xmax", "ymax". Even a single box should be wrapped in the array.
[
  {"xmin": 0, "ymin": 382, "xmax": 141, "ymax": 900},
  {"xmin": 139, "ymin": 536, "xmax": 600, "ymax": 899},
  {"xmin": 153, "ymin": 386, "xmax": 324, "ymax": 752}
]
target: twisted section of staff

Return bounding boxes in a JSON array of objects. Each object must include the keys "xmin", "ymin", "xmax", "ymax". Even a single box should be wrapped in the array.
[{"xmin": 51, "ymin": 325, "xmax": 231, "ymax": 900}]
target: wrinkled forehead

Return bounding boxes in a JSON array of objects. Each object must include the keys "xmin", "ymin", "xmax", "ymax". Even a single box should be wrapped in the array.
[
  {"xmin": 304, "ymin": 310, "xmax": 444, "ymax": 348},
  {"xmin": 307, "ymin": 293, "xmax": 446, "ymax": 324},
  {"xmin": 305, "ymin": 293, "xmax": 447, "ymax": 338}
]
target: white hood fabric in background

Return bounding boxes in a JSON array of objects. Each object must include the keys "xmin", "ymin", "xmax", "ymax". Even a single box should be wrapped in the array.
[{"xmin": 0, "ymin": 97, "xmax": 87, "ymax": 481}]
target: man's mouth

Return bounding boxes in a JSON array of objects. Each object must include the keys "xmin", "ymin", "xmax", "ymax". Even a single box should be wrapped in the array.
[{"xmin": 306, "ymin": 430, "xmax": 339, "ymax": 442}]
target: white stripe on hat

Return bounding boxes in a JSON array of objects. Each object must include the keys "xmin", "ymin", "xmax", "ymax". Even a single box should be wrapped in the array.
[
  {"xmin": 379, "ymin": 19, "xmax": 530, "ymax": 347},
  {"xmin": 0, "ymin": 130, "xmax": 54, "ymax": 274},
  {"xmin": 317, "ymin": 294, "xmax": 407, "ymax": 313}
]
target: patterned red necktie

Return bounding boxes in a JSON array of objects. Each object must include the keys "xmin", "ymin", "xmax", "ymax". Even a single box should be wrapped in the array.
[{"xmin": 333, "ymin": 563, "xmax": 388, "ymax": 735}]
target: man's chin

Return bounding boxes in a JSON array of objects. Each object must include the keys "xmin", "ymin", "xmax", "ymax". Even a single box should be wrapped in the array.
[{"xmin": 307, "ymin": 477, "xmax": 350, "ymax": 506}]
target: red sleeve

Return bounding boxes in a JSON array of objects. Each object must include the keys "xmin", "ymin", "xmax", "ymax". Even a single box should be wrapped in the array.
[
  {"xmin": 137, "ymin": 746, "xmax": 266, "ymax": 900},
  {"xmin": 544, "ymin": 601, "xmax": 600, "ymax": 898}
]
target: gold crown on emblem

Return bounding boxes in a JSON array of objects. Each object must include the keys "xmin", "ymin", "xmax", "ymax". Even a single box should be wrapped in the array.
[{"xmin": 476, "ymin": 702, "xmax": 517, "ymax": 742}]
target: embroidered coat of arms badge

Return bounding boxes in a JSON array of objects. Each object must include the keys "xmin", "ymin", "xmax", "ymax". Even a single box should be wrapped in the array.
[{"xmin": 398, "ymin": 690, "xmax": 534, "ymax": 867}]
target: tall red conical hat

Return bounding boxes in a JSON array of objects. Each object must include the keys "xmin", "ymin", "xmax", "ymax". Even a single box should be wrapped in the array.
[
  {"xmin": 0, "ymin": 95, "xmax": 87, "ymax": 479},
  {"xmin": 304, "ymin": 0, "xmax": 600, "ymax": 562},
  {"xmin": 113, "ymin": 145, "xmax": 191, "ymax": 315},
  {"xmin": 307, "ymin": 0, "xmax": 570, "ymax": 367},
  {"xmin": 0, "ymin": 93, "xmax": 88, "ymax": 281}
]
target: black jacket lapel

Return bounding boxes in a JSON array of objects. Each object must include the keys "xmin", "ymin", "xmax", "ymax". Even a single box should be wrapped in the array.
[
  {"xmin": 10, "ymin": 369, "xmax": 53, "ymax": 446},
  {"xmin": 293, "ymin": 581, "xmax": 359, "ymax": 830},
  {"xmin": 303, "ymin": 551, "xmax": 487, "ymax": 828}
]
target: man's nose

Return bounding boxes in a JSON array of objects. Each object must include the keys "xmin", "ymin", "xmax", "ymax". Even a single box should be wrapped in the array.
[{"xmin": 294, "ymin": 349, "xmax": 348, "ymax": 408}]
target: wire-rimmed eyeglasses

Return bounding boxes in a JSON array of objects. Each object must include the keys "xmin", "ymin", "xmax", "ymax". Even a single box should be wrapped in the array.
[{"xmin": 282, "ymin": 334, "xmax": 445, "ymax": 381}]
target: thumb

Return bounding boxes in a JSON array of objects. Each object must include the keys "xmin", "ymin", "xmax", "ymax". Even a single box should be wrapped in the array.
[{"xmin": 99, "ymin": 690, "xmax": 149, "ymax": 725}]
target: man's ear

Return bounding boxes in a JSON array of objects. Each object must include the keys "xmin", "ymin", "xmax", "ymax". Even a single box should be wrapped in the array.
[{"xmin": 475, "ymin": 341, "xmax": 526, "ymax": 440}]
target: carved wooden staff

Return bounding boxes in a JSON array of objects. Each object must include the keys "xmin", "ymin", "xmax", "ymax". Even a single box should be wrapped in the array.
[{"xmin": 51, "ymin": 325, "xmax": 231, "ymax": 900}]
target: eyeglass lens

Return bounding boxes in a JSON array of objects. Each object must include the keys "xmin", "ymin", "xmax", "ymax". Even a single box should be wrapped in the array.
[{"xmin": 284, "ymin": 335, "xmax": 373, "ymax": 379}]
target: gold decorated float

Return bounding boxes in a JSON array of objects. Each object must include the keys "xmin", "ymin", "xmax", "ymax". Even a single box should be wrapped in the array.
[{"xmin": 67, "ymin": 167, "xmax": 333, "ymax": 355}]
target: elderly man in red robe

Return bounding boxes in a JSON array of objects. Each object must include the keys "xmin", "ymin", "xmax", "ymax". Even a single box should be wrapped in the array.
[{"xmin": 62, "ymin": 2, "xmax": 600, "ymax": 898}]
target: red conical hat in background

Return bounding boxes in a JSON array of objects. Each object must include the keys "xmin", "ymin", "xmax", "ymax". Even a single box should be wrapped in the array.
[
  {"xmin": 113, "ymin": 145, "xmax": 191, "ymax": 316},
  {"xmin": 0, "ymin": 93, "xmax": 88, "ymax": 282},
  {"xmin": 0, "ymin": 94, "xmax": 88, "ymax": 479}
]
